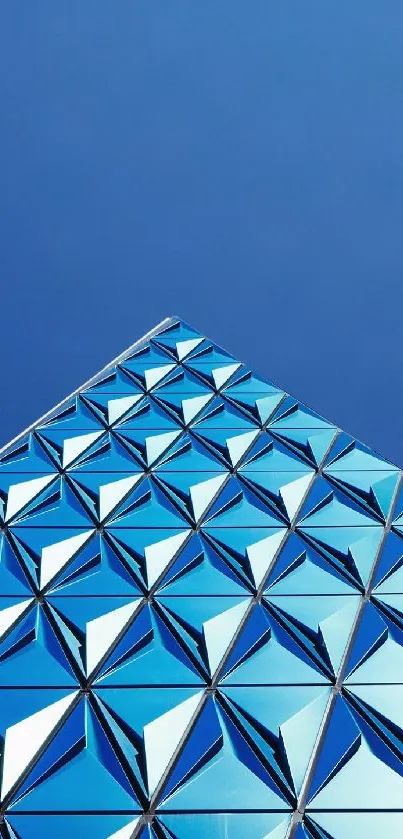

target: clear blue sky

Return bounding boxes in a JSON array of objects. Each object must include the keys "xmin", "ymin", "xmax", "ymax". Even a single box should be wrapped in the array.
[{"xmin": 1, "ymin": 2, "xmax": 403, "ymax": 463}]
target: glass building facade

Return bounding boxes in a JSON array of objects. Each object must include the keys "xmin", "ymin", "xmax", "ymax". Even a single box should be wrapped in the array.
[{"xmin": 0, "ymin": 316, "xmax": 402, "ymax": 839}]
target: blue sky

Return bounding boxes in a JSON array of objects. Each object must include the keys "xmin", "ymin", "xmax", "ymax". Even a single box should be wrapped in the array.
[{"xmin": 1, "ymin": 2, "xmax": 403, "ymax": 463}]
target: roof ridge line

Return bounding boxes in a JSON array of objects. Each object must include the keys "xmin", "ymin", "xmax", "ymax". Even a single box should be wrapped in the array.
[{"xmin": 0, "ymin": 315, "xmax": 176, "ymax": 456}]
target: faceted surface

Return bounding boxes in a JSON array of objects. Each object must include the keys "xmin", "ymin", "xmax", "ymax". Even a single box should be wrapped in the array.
[{"xmin": 0, "ymin": 316, "xmax": 401, "ymax": 838}]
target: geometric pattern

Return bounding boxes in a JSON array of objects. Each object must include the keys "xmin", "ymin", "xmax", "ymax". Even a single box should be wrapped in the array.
[{"xmin": 0, "ymin": 316, "xmax": 402, "ymax": 839}]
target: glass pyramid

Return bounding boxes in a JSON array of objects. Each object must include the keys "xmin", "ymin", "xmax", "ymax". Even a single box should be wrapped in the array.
[{"xmin": 0, "ymin": 316, "xmax": 402, "ymax": 839}]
